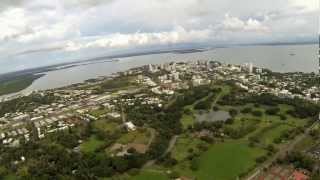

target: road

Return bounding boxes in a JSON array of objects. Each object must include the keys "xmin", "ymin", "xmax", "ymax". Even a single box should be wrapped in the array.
[
  {"xmin": 143, "ymin": 135, "xmax": 179, "ymax": 168},
  {"xmin": 146, "ymin": 128, "xmax": 156, "ymax": 148},
  {"xmin": 246, "ymin": 121, "xmax": 318, "ymax": 180}
]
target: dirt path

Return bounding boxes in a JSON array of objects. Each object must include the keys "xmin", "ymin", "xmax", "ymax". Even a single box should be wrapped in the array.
[
  {"xmin": 146, "ymin": 128, "xmax": 156, "ymax": 148},
  {"xmin": 161, "ymin": 135, "xmax": 178, "ymax": 158},
  {"xmin": 143, "ymin": 135, "xmax": 179, "ymax": 168}
]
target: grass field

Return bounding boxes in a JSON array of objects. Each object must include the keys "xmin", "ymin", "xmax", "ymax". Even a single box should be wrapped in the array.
[
  {"xmin": 142, "ymin": 85, "xmax": 310, "ymax": 180},
  {"xmin": 194, "ymin": 140, "xmax": 265, "ymax": 180},
  {"xmin": 117, "ymin": 129, "xmax": 150, "ymax": 144},
  {"xmin": 180, "ymin": 114, "xmax": 195, "ymax": 130},
  {"xmin": 171, "ymin": 134, "xmax": 207, "ymax": 161},
  {"xmin": 89, "ymin": 109, "xmax": 109, "ymax": 117},
  {"xmin": 93, "ymin": 120, "xmax": 119, "ymax": 134},
  {"xmin": 3, "ymin": 175, "xmax": 17, "ymax": 180},
  {"xmin": 130, "ymin": 170, "xmax": 168, "ymax": 180},
  {"xmin": 258, "ymin": 123, "xmax": 291, "ymax": 145},
  {"xmin": 80, "ymin": 135, "xmax": 106, "ymax": 153}
]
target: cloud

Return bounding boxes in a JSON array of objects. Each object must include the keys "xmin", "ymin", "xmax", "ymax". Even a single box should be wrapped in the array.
[
  {"xmin": 0, "ymin": 8, "xmax": 30, "ymax": 42},
  {"xmin": 64, "ymin": 26, "xmax": 213, "ymax": 51},
  {"xmin": 289, "ymin": 0, "xmax": 318, "ymax": 12},
  {"xmin": 15, "ymin": 46, "xmax": 64, "ymax": 56},
  {"xmin": 0, "ymin": 0, "xmax": 24, "ymax": 10},
  {"xmin": 223, "ymin": 14, "xmax": 269, "ymax": 32},
  {"xmin": 0, "ymin": 7, "xmax": 81, "ymax": 44},
  {"xmin": 0, "ymin": 0, "xmax": 318, "ymax": 74},
  {"xmin": 63, "ymin": 0, "xmax": 115, "ymax": 7}
]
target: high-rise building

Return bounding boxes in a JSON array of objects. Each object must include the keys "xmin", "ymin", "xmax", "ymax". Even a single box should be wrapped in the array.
[
  {"xmin": 242, "ymin": 62, "xmax": 253, "ymax": 74},
  {"xmin": 148, "ymin": 64, "xmax": 154, "ymax": 72}
]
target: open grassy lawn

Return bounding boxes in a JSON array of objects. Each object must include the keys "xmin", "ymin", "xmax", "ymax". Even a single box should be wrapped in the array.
[
  {"xmin": 224, "ymin": 116, "xmax": 261, "ymax": 138},
  {"xmin": 129, "ymin": 170, "xmax": 168, "ymax": 180},
  {"xmin": 89, "ymin": 109, "xmax": 109, "ymax": 117},
  {"xmin": 171, "ymin": 134, "xmax": 207, "ymax": 161},
  {"xmin": 3, "ymin": 175, "xmax": 18, "ymax": 180},
  {"xmin": 80, "ymin": 135, "xmax": 106, "ymax": 153},
  {"xmin": 257, "ymin": 123, "xmax": 291, "ymax": 145},
  {"xmin": 180, "ymin": 114, "xmax": 195, "ymax": 130},
  {"xmin": 194, "ymin": 140, "xmax": 266, "ymax": 180},
  {"xmin": 117, "ymin": 129, "xmax": 150, "ymax": 144},
  {"xmin": 93, "ymin": 120, "xmax": 119, "ymax": 134},
  {"xmin": 225, "ymin": 102, "xmax": 308, "ymax": 137}
]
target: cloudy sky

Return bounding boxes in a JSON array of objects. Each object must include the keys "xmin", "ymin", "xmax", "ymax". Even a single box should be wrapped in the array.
[{"xmin": 0, "ymin": 0, "xmax": 318, "ymax": 73}]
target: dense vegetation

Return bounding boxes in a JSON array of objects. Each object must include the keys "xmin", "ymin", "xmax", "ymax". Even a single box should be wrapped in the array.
[
  {"xmin": 219, "ymin": 92, "xmax": 320, "ymax": 119},
  {"xmin": 194, "ymin": 88, "xmax": 221, "ymax": 110},
  {"xmin": 0, "ymin": 74, "xmax": 43, "ymax": 96},
  {"xmin": 0, "ymin": 80, "xmax": 318, "ymax": 179},
  {"xmin": 0, "ymin": 125, "xmax": 149, "ymax": 179},
  {"xmin": 0, "ymin": 93, "xmax": 59, "ymax": 117}
]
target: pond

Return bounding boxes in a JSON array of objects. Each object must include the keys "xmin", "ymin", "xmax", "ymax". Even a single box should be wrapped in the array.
[{"xmin": 195, "ymin": 110, "xmax": 231, "ymax": 122}]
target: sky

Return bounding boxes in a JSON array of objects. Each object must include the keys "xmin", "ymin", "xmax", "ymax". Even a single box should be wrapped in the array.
[{"xmin": 0, "ymin": 0, "xmax": 319, "ymax": 73}]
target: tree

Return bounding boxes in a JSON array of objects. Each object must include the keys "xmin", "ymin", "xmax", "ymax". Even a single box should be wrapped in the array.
[
  {"xmin": 229, "ymin": 109, "xmax": 238, "ymax": 117},
  {"xmin": 279, "ymin": 114, "xmax": 287, "ymax": 120},
  {"xmin": 212, "ymin": 106, "xmax": 220, "ymax": 111},
  {"xmin": 0, "ymin": 166, "xmax": 8, "ymax": 177},
  {"xmin": 241, "ymin": 107, "xmax": 252, "ymax": 114},
  {"xmin": 252, "ymin": 110, "xmax": 263, "ymax": 117},
  {"xmin": 112, "ymin": 157, "xmax": 129, "ymax": 172},
  {"xmin": 190, "ymin": 158, "xmax": 200, "ymax": 171},
  {"xmin": 265, "ymin": 107, "xmax": 280, "ymax": 115},
  {"xmin": 168, "ymin": 171, "xmax": 180, "ymax": 179},
  {"xmin": 225, "ymin": 118, "xmax": 234, "ymax": 124}
]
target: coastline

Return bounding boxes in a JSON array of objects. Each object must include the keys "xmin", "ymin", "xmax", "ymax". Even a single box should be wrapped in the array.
[{"xmin": 0, "ymin": 74, "xmax": 44, "ymax": 97}]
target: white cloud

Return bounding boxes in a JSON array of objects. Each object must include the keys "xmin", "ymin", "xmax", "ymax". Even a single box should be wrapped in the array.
[
  {"xmin": 64, "ymin": 26, "xmax": 213, "ymax": 51},
  {"xmin": 0, "ymin": 2, "xmax": 83, "ymax": 44},
  {"xmin": 0, "ymin": 8, "xmax": 29, "ymax": 41},
  {"xmin": 223, "ymin": 14, "xmax": 269, "ymax": 32},
  {"xmin": 0, "ymin": 0, "xmax": 318, "ymax": 72},
  {"xmin": 17, "ymin": 17, "xmax": 81, "ymax": 43},
  {"xmin": 290, "ymin": 0, "xmax": 318, "ymax": 12}
]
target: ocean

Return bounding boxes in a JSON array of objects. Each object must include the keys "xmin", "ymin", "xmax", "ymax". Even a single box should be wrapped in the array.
[{"xmin": 9, "ymin": 44, "xmax": 320, "ymax": 94}]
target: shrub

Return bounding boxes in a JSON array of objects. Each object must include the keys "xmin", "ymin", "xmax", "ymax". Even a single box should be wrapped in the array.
[
  {"xmin": 252, "ymin": 110, "xmax": 263, "ymax": 117},
  {"xmin": 256, "ymin": 156, "xmax": 267, "ymax": 163},
  {"xmin": 212, "ymin": 106, "xmax": 220, "ymax": 111},
  {"xmin": 279, "ymin": 114, "xmax": 287, "ymax": 120},
  {"xmin": 168, "ymin": 171, "xmax": 180, "ymax": 179},
  {"xmin": 265, "ymin": 107, "xmax": 280, "ymax": 115},
  {"xmin": 229, "ymin": 109, "xmax": 238, "ymax": 117},
  {"xmin": 241, "ymin": 107, "xmax": 252, "ymax": 114},
  {"xmin": 190, "ymin": 158, "xmax": 200, "ymax": 171},
  {"xmin": 225, "ymin": 118, "xmax": 234, "ymax": 124}
]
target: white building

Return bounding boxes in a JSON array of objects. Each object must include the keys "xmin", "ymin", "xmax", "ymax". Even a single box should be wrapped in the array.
[{"xmin": 125, "ymin": 122, "xmax": 136, "ymax": 131}]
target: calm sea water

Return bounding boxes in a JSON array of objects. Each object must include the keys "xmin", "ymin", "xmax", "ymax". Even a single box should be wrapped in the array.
[{"xmin": 17, "ymin": 44, "xmax": 318, "ymax": 93}]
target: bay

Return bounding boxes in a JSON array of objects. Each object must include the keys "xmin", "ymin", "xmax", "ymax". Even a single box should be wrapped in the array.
[{"xmin": 10, "ymin": 44, "xmax": 320, "ymax": 95}]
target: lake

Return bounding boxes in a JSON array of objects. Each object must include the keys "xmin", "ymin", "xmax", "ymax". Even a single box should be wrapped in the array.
[
  {"xmin": 196, "ymin": 110, "xmax": 231, "ymax": 122},
  {"xmin": 11, "ymin": 44, "xmax": 320, "ymax": 94}
]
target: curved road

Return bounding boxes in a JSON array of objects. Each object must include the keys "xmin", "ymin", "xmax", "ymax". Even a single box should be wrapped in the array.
[{"xmin": 143, "ymin": 135, "xmax": 179, "ymax": 168}]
